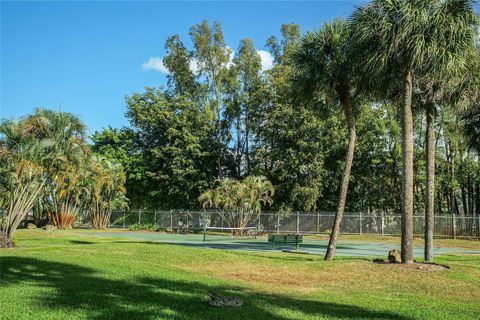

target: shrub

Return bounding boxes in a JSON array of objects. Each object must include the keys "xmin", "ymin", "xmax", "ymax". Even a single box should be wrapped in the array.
[{"xmin": 129, "ymin": 223, "xmax": 163, "ymax": 232}]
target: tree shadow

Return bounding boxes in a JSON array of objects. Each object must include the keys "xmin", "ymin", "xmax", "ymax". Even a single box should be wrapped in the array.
[{"xmin": 0, "ymin": 256, "xmax": 413, "ymax": 320}]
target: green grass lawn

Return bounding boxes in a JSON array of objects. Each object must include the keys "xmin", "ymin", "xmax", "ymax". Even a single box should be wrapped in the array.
[{"xmin": 1, "ymin": 230, "xmax": 479, "ymax": 320}]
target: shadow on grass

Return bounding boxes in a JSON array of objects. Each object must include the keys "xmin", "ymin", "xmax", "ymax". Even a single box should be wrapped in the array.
[{"xmin": 0, "ymin": 256, "xmax": 412, "ymax": 320}]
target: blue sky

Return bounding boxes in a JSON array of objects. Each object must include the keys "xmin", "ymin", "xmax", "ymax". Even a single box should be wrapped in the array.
[{"xmin": 2, "ymin": 1, "xmax": 368, "ymax": 135}]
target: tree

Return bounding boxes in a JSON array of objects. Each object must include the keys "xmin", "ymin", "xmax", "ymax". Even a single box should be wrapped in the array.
[
  {"xmin": 292, "ymin": 19, "xmax": 359, "ymax": 260},
  {"xmin": 255, "ymin": 23, "xmax": 327, "ymax": 212},
  {"xmin": 91, "ymin": 127, "xmax": 151, "ymax": 208},
  {"xmin": 126, "ymin": 87, "xmax": 218, "ymax": 209},
  {"xmin": 21, "ymin": 108, "xmax": 89, "ymax": 229},
  {"xmin": 225, "ymin": 38, "xmax": 263, "ymax": 177},
  {"xmin": 0, "ymin": 120, "xmax": 46, "ymax": 246},
  {"xmin": 190, "ymin": 20, "xmax": 232, "ymax": 177},
  {"xmin": 351, "ymin": 0, "xmax": 477, "ymax": 263},
  {"xmin": 86, "ymin": 155, "xmax": 128, "ymax": 229},
  {"xmin": 199, "ymin": 176, "xmax": 274, "ymax": 232},
  {"xmin": 416, "ymin": 0, "xmax": 478, "ymax": 261}
]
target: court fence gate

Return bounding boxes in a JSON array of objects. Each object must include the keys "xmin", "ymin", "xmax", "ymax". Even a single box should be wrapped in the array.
[{"xmin": 95, "ymin": 210, "xmax": 480, "ymax": 239}]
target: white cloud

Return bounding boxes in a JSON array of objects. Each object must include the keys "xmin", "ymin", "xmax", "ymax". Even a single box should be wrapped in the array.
[
  {"xmin": 257, "ymin": 50, "xmax": 274, "ymax": 71},
  {"xmin": 142, "ymin": 57, "xmax": 169, "ymax": 74},
  {"xmin": 189, "ymin": 59, "xmax": 200, "ymax": 75},
  {"xmin": 143, "ymin": 47, "xmax": 274, "ymax": 75}
]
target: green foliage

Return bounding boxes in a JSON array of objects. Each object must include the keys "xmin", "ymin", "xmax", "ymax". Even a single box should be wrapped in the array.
[
  {"xmin": 125, "ymin": 87, "xmax": 219, "ymax": 209},
  {"xmin": 199, "ymin": 176, "xmax": 274, "ymax": 228},
  {"xmin": 129, "ymin": 223, "xmax": 163, "ymax": 232},
  {"xmin": 0, "ymin": 109, "xmax": 128, "ymax": 236}
]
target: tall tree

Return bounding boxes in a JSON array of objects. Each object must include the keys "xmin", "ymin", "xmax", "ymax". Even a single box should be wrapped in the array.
[
  {"xmin": 419, "ymin": 0, "xmax": 477, "ymax": 261},
  {"xmin": 190, "ymin": 20, "xmax": 232, "ymax": 177},
  {"xmin": 292, "ymin": 19, "xmax": 359, "ymax": 260},
  {"xmin": 226, "ymin": 38, "xmax": 263, "ymax": 177},
  {"xmin": 351, "ymin": 0, "xmax": 477, "ymax": 263}
]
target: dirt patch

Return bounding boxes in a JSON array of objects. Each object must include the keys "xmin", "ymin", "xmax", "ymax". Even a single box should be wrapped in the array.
[{"xmin": 373, "ymin": 260, "xmax": 449, "ymax": 271}]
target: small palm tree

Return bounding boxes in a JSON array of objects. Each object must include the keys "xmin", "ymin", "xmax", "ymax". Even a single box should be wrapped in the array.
[
  {"xmin": 199, "ymin": 176, "xmax": 274, "ymax": 232},
  {"xmin": 86, "ymin": 155, "xmax": 128, "ymax": 229},
  {"xmin": 0, "ymin": 120, "xmax": 47, "ymax": 245},
  {"xmin": 291, "ymin": 18, "xmax": 358, "ymax": 260},
  {"xmin": 23, "ymin": 108, "xmax": 89, "ymax": 228}
]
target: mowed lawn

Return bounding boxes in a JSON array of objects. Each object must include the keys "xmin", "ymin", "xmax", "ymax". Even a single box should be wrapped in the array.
[{"xmin": 1, "ymin": 230, "xmax": 479, "ymax": 320}]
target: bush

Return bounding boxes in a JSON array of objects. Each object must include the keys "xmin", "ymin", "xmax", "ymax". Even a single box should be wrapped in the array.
[{"xmin": 129, "ymin": 223, "xmax": 163, "ymax": 232}]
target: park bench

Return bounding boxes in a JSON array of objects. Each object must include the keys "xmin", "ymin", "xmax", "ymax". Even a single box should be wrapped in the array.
[{"xmin": 268, "ymin": 233, "xmax": 303, "ymax": 250}]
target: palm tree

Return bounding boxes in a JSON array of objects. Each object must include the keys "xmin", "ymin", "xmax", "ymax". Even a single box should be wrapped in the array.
[
  {"xmin": 417, "ymin": 2, "xmax": 477, "ymax": 262},
  {"xmin": 199, "ymin": 176, "xmax": 274, "ymax": 232},
  {"xmin": 291, "ymin": 19, "xmax": 358, "ymax": 260},
  {"xmin": 0, "ymin": 120, "xmax": 47, "ymax": 246},
  {"xmin": 23, "ymin": 108, "xmax": 89, "ymax": 228},
  {"xmin": 86, "ymin": 155, "xmax": 127, "ymax": 229},
  {"xmin": 351, "ymin": 0, "xmax": 478, "ymax": 264}
]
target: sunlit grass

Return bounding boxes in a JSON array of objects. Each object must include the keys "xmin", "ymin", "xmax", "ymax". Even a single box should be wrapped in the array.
[{"xmin": 1, "ymin": 229, "xmax": 479, "ymax": 320}]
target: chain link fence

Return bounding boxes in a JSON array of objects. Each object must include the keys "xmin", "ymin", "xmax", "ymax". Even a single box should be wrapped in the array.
[{"xmin": 81, "ymin": 210, "xmax": 480, "ymax": 239}]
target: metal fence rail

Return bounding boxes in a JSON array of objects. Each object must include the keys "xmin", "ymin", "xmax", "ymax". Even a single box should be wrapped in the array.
[{"xmin": 96, "ymin": 210, "xmax": 480, "ymax": 239}]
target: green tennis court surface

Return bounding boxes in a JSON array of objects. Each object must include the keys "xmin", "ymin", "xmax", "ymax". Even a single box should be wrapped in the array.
[{"xmin": 81, "ymin": 231, "xmax": 480, "ymax": 257}]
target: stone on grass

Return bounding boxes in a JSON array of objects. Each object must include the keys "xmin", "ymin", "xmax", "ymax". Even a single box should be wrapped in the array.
[
  {"xmin": 208, "ymin": 292, "xmax": 244, "ymax": 307},
  {"xmin": 388, "ymin": 249, "xmax": 401, "ymax": 263},
  {"xmin": 45, "ymin": 225, "xmax": 57, "ymax": 232},
  {"xmin": 27, "ymin": 223, "xmax": 37, "ymax": 229}
]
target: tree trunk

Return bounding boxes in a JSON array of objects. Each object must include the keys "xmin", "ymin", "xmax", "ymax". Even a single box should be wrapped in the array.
[
  {"xmin": 325, "ymin": 94, "xmax": 356, "ymax": 261},
  {"xmin": 401, "ymin": 70, "xmax": 414, "ymax": 264},
  {"xmin": 424, "ymin": 100, "xmax": 435, "ymax": 261}
]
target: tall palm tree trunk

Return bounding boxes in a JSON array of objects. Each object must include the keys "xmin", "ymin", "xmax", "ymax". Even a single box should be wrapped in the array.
[
  {"xmin": 325, "ymin": 95, "xmax": 356, "ymax": 261},
  {"xmin": 401, "ymin": 70, "xmax": 414, "ymax": 264},
  {"xmin": 424, "ymin": 99, "xmax": 435, "ymax": 261}
]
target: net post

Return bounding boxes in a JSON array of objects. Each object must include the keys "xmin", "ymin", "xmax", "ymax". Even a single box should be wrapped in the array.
[
  {"xmin": 478, "ymin": 214, "xmax": 480, "ymax": 239},
  {"xmin": 453, "ymin": 214, "xmax": 457, "ymax": 239}
]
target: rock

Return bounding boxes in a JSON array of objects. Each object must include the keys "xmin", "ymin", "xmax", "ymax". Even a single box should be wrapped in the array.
[
  {"xmin": 45, "ymin": 225, "xmax": 57, "ymax": 232},
  {"xmin": 0, "ymin": 231, "xmax": 14, "ymax": 248},
  {"xmin": 388, "ymin": 249, "xmax": 401, "ymax": 263},
  {"xmin": 27, "ymin": 223, "xmax": 37, "ymax": 229},
  {"xmin": 208, "ymin": 292, "xmax": 244, "ymax": 307}
]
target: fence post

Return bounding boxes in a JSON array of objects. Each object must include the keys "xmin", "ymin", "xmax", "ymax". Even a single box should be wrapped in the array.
[
  {"xmin": 453, "ymin": 214, "xmax": 457, "ymax": 239},
  {"xmin": 296, "ymin": 212, "xmax": 300, "ymax": 234},
  {"xmin": 257, "ymin": 215, "xmax": 261, "ymax": 235},
  {"xmin": 381, "ymin": 212, "xmax": 385, "ymax": 236},
  {"xmin": 170, "ymin": 211, "xmax": 173, "ymax": 230},
  {"xmin": 359, "ymin": 211, "xmax": 363, "ymax": 235},
  {"xmin": 276, "ymin": 212, "xmax": 280, "ymax": 234},
  {"xmin": 478, "ymin": 214, "xmax": 480, "ymax": 239},
  {"xmin": 154, "ymin": 210, "xmax": 157, "ymax": 226},
  {"xmin": 139, "ymin": 209, "xmax": 142, "ymax": 224},
  {"xmin": 123, "ymin": 211, "xmax": 126, "ymax": 229},
  {"xmin": 316, "ymin": 212, "xmax": 320, "ymax": 234}
]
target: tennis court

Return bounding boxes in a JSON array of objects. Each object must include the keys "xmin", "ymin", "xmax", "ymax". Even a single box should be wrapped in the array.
[{"xmin": 80, "ymin": 230, "xmax": 480, "ymax": 257}]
